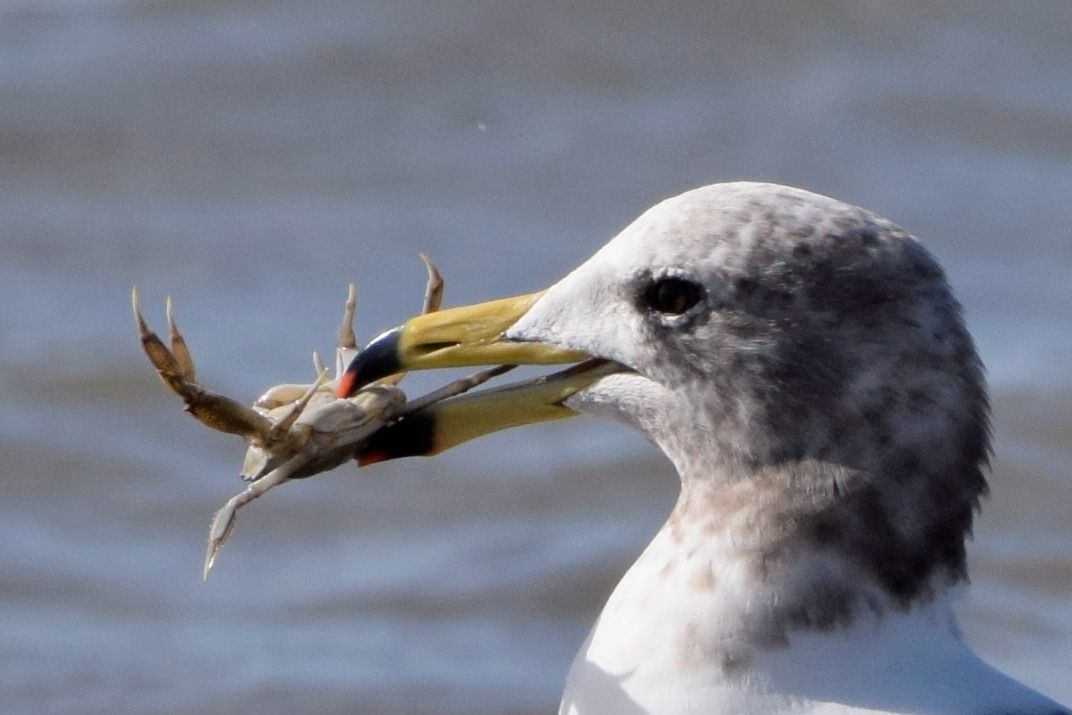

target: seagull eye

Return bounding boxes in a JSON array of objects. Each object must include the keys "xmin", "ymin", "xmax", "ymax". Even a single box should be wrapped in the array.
[{"xmin": 643, "ymin": 277, "xmax": 704, "ymax": 315}]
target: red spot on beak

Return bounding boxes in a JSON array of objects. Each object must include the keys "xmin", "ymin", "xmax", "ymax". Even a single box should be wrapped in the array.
[
  {"xmin": 335, "ymin": 370, "xmax": 357, "ymax": 399},
  {"xmin": 358, "ymin": 450, "xmax": 389, "ymax": 467}
]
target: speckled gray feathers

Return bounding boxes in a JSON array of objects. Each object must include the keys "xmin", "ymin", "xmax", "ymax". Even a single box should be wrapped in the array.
[
  {"xmin": 652, "ymin": 186, "xmax": 991, "ymax": 607},
  {"xmin": 528, "ymin": 183, "xmax": 991, "ymax": 637}
]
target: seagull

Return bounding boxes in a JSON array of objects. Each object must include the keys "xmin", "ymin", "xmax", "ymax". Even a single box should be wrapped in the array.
[{"xmin": 339, "ymin": 183, "xmax": 1069, "ymax": 715}]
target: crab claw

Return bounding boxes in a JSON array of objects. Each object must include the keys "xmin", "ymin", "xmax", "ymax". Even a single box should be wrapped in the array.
[
  {"xmin": 132, "ymin": 286, "xmax": 274, "ymax": 441},
  {"xmin": 166, "ymin": 296, "xmax": 196, "ymax": 383},
  {"xmin": 133, "ymin": 286, "xmax": 190, "ymax": 395}
]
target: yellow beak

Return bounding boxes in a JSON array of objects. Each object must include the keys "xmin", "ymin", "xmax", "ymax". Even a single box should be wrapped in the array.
[
  {"xmin": 336, "ymin": 290, "xmax": 588, "ymax": 397},
  {"xmin": 337, "ymin": 290, "xmax": 612, "ymax": 462}
]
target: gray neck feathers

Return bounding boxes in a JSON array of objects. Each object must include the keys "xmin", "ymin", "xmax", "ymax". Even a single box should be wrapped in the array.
[{"xmin": 657, "ymin": 233, "xmax": 990, "ymax": 640}]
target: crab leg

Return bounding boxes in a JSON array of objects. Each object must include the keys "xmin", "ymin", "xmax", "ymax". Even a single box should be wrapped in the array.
[
  {"xmin": 132, "ymin": 287, "xmax": 274, "ymax": 441},
  {"xmin": 418, "ymin": 253, "xmax": 444, "ymax": 317},
  {"xmin": 267, "ymin": 368, "xmax": 329, "ymax": 442},
  {"xmin": 312, "ymin": 350, "xmax": 328, "ymax": 377},
  {"xmin": 397, "ymin": 364, "xmax": 516, "ymax": 417},
  {"xmin": 204, "ymin": 444, "xmax": 316, "ymax": 579},
  {"xmin": 336, "ymin": 282, "xmax": 358, "ymax": 350},
  {"xmin": 334, "ymin": 283, "xmax": 359, "ymax": 378},
  {"xmin": 378, "ymin": 255, "xmax": 444, "ymax": 388}
]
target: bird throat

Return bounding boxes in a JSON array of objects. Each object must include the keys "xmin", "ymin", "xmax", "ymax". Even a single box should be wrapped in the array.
[{"xmin": 651, "ymin": 456, "xmax": 974, "ymax": 667}]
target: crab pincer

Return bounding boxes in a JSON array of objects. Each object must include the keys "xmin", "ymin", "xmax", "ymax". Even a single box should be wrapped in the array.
[{"xmin": 132, "ymin": 286, "xmax": 273, "ymax": 441}]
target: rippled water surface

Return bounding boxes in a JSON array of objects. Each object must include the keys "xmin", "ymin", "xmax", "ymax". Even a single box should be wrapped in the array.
[{"xmin": 1, "ymin": 2, "xmax": 1070, "ymax": 712}]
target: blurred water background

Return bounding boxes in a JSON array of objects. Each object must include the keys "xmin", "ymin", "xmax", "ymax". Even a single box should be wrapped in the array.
[{"xmin": 1, "ymin": 1, "xmax": 1070, "ymax": 713}]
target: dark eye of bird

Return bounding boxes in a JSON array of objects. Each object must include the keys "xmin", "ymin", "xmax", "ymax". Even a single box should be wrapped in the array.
[{"xmin": 644, "ymin": 277, "xmax": 704, "ymax": 315}]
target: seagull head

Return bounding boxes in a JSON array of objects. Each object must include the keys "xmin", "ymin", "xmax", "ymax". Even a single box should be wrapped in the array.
[{"xmin": 343, "ymin": 182, "xmax": 990, "ymax": 608}]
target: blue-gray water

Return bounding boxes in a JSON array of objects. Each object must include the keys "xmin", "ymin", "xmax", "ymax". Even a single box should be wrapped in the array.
[{"xmin": 1, "ymin": 2, "xmax": 1070, "ymax": 712}]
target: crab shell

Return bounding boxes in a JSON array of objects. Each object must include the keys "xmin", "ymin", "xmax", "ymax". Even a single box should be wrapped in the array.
[{"xmin": 241, "ymin": 385, "xmax": 406, "ymax": 481}]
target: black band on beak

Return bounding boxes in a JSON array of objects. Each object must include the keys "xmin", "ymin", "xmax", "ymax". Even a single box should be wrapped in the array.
[
  {"xmin": 357, "ymin": 411, "xmax": 437, "ymax": 465},
  {"xmin": 337, "ymin": 328, "xmax": 403, "ymax": 398}
]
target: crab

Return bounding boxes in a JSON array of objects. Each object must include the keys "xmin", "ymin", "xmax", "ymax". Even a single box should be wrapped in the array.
[{"xmin": 132, "ymin": 256, "xmax": 512, "ymax": 579}]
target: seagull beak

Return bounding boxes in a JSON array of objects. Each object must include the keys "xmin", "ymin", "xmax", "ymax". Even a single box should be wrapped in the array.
[
  {"xmin": 336, "ymin": 291, "xmax": 588, "ymax": 397},
  {"xmin": 355, "ymin": 359, "xmax": 619, "ymax": 464},
  {"xmin": 336, "ymin": 290, "xmax": 608, "ymax": 463}
]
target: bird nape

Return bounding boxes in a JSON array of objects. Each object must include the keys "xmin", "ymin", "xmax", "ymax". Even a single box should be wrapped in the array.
[{"xmin": 342, "ymin": 182, "xmax": 1069, "ymax": 715}]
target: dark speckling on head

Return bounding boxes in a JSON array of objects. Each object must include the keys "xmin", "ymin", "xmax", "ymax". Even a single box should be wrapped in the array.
[
  {"xmin": 521, "ymin": 183, "xmax": 991, "ymax": 639},
  {"xmin": 683, "ymin": 186, "xmax": 992, "ymax": 609}
]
